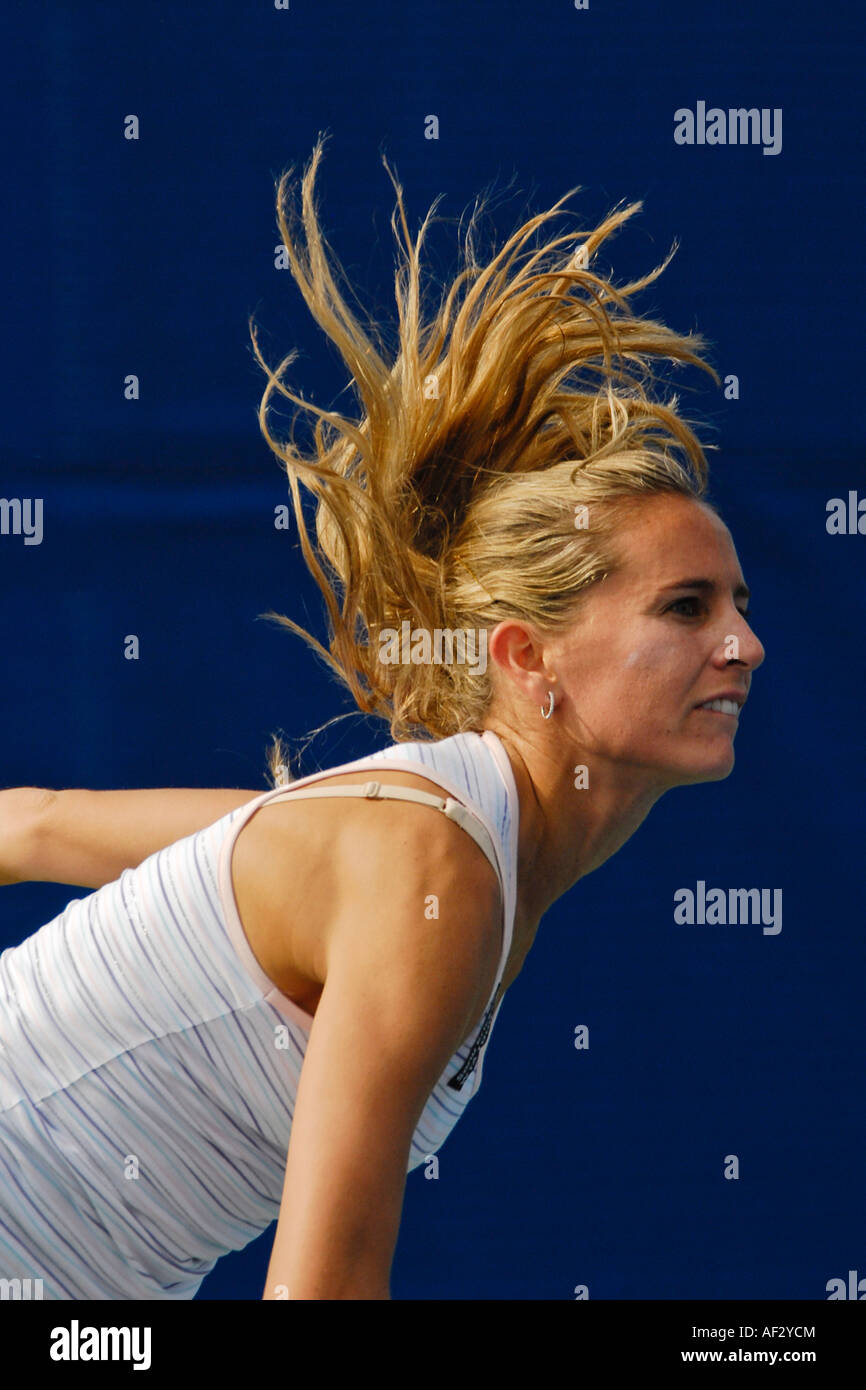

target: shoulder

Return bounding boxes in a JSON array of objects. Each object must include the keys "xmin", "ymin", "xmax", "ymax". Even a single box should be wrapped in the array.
[
  {"xmin": 330, "ymin": 769, "xmax": 502, "ymax": 931},
  {"xmin": 300, "ymin": 769, "xmax": 503, "ymax": 934},
  {"xmin": 232, "ymin": 769, "xmax": 503, "ymax": 1026},
  {"xmin": 266, "ymin": 767, "xmax": 499, "ymax": 884}
]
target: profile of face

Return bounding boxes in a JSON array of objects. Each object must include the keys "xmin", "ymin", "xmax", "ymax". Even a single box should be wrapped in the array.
[{"xmin": 544, "ymin": 493, "xmax": 765, "ymax": 790}]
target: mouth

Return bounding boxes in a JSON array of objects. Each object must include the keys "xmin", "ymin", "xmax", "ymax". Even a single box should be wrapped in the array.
[{"xmin": 695, "ymin": 698, "xmax": 741, "ymax": 719}]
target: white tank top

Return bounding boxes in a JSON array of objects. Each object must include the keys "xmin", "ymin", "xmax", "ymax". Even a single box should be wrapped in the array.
[{"xmin": 0, "ymin": 728, "xmax": 518, "ymax": 1298}]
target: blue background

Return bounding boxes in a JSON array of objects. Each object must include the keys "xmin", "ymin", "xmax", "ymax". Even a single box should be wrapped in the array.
[{"xmin": 1, "ymin": 0, "xmax": 863, "ymax": 1299}]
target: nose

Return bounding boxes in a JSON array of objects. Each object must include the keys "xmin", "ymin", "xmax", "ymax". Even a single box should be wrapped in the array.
[{"xmin": 725, "ymin": 614, "xmax": 765, "ymax": 672}]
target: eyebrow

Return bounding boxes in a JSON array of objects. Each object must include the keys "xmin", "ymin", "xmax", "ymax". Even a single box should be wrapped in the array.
[{"xmin": 659, "ymin": 578, "xmax": 751, "ymax": 601}]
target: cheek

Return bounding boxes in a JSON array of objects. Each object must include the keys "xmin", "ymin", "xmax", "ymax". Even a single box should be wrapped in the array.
[
  {"xmin": 617, "ymin": 646, "xmax": 688, "ymax": 717},
  {"xmin": 621, "ymin": 645, "xmax": 670, "ymax": 676}
]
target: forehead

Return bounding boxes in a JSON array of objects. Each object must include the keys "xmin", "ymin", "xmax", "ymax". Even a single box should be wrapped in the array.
[{"xmin": 610, "ymin": 495, "xmax": 740, "ymax": 589}]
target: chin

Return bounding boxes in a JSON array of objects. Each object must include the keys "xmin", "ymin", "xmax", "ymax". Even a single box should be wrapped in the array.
[{"xmin": 681, "ymin": 750, "xmax": 736, "ymax": 785}]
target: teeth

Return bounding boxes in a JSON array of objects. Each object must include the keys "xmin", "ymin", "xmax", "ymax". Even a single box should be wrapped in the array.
[{"xmin": 700, "ymin": 698, "xmax": 739, "ymax": 716}]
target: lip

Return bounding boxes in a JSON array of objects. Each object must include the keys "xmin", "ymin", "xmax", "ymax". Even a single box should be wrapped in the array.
[{"xmin": 694, "ymin": 691, "xmax": 747, "ymax": 711}]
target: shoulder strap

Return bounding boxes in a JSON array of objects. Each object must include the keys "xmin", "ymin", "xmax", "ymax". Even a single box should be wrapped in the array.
[{"xmin": 265, "ymin": 779, "xmax": 503, "ymax": 899}]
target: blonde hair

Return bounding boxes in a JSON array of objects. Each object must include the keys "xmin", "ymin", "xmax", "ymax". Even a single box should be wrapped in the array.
[{"xmin": 250, "ymin": 134, "xmax": 720, "ymax": 785}]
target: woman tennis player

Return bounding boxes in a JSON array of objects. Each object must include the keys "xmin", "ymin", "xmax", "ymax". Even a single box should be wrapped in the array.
[{"xmin": 0, "ymin": 137, "xmax": 763, "ymax": 1300}]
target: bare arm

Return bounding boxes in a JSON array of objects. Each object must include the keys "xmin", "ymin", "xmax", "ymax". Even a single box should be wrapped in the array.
[
  {"xmin": 262, "ymin": 808, "xmax": 502, "ymax": 1300},
  {"xmin": 0, "ymin": 785, "xmax": 264, "ymax": 889}
]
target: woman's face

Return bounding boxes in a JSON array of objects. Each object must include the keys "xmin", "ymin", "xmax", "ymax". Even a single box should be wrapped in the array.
[{"xmin": 544, "ymin": 493, "xmax": 765, "ymax": 788}]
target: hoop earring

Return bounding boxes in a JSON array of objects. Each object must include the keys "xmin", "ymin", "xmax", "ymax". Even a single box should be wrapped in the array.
[{"xmin": 540, "ymin": 690, "xmax": 555, "ymax": 720}]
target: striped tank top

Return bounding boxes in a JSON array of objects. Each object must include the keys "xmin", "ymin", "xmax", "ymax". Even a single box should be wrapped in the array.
[{"xmin": 0, "ymin": 728, "xmax": 518, "ymax": 1299}]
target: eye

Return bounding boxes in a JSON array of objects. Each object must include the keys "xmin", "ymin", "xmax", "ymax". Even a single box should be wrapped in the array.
[
  {"xmin": 667, "ymin": 598, "xmax": 752, "ymax": 620},
  {"xmin": 667, "ymin": 597, "xmax": 703, "ymax": 616}
]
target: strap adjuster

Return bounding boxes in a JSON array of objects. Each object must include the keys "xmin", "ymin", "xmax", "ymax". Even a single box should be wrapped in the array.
[{"xmin": 363, "ymin": 780, "xmax": 382, "ymax": 798}]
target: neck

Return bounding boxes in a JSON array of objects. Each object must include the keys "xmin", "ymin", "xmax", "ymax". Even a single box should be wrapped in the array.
[{"xmin": 485, "ymin": 722, "xmax": 668, "ymax": 925}]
